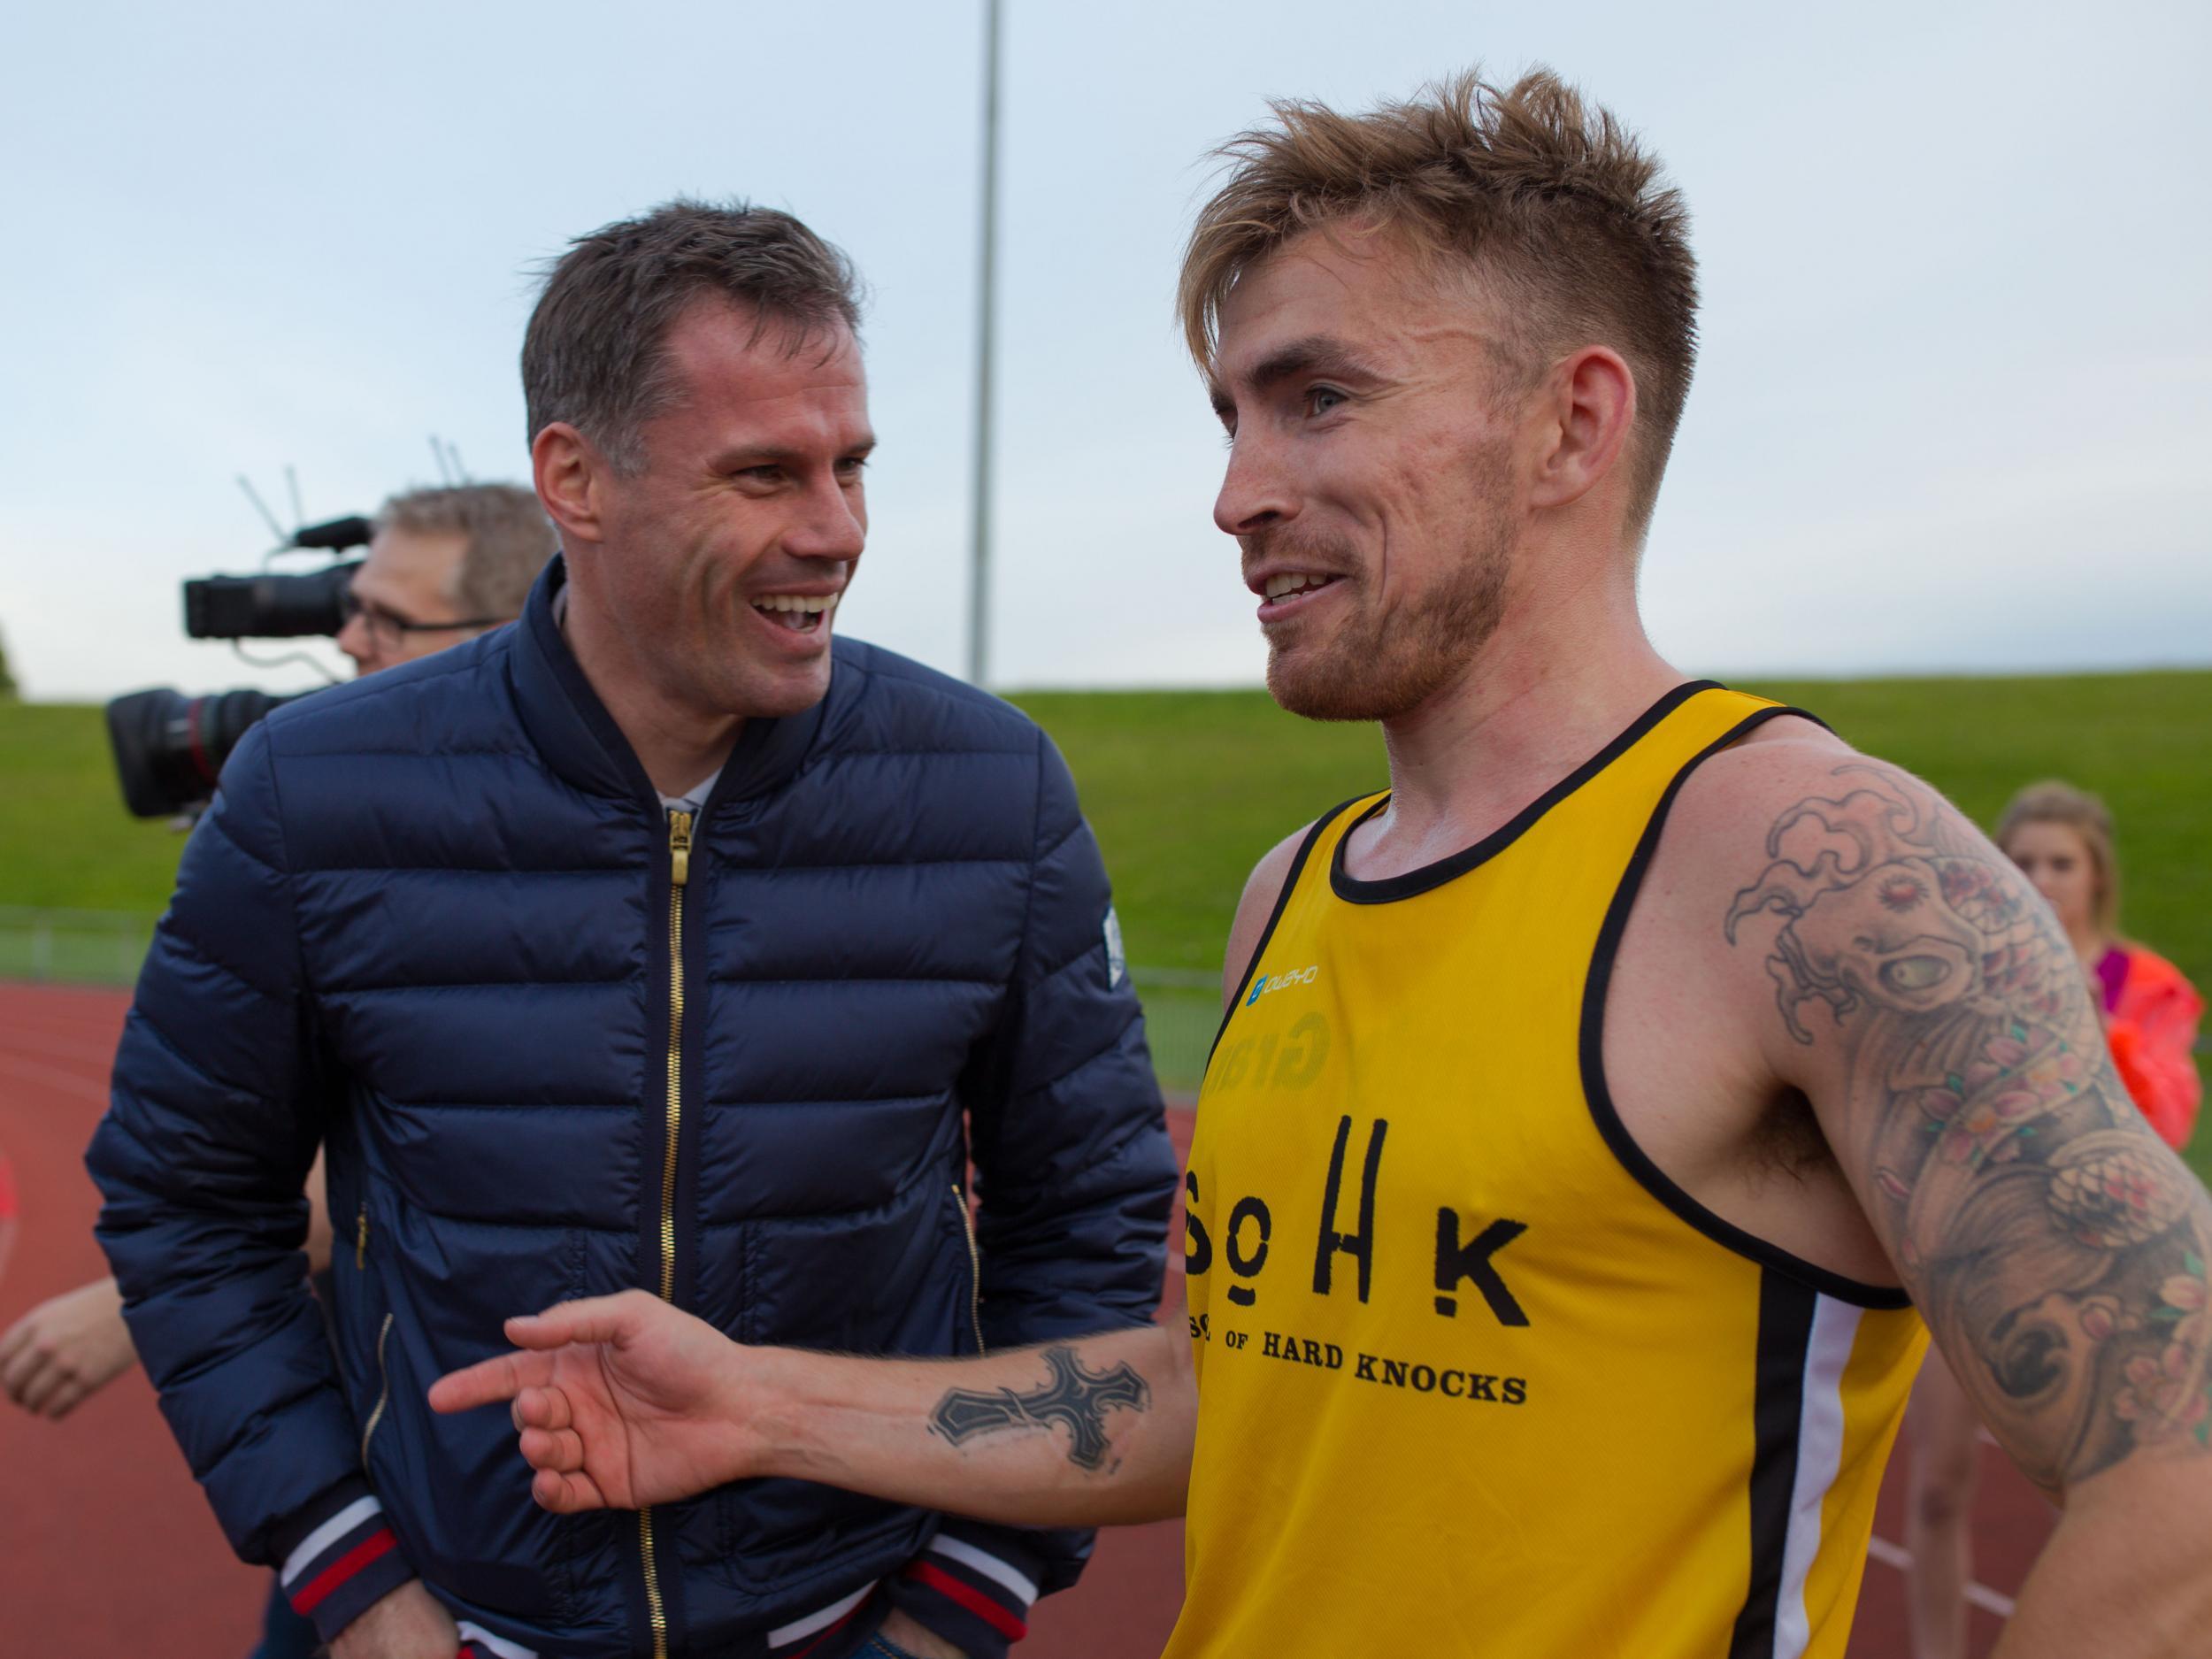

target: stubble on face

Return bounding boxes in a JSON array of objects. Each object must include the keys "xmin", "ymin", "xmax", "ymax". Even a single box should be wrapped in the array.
[
  {"xmin": 582, "ymin": 302, "xmax": 870, "ymax": 726},
  {"xmin": 1210, "ymin": 229, "xmax": 1532, "ymax": 726},
  {"xmin": 1255, "ymin": 435, "xmax": 1518, "ymax": 723}
]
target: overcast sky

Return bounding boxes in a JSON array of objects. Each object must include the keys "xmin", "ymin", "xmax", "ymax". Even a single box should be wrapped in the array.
[{"xmin": 3, "ymin": 0, "xmax": 2206, "ymax": 702}]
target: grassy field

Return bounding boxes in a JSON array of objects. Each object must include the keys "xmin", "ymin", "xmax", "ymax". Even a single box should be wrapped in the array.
[
  {"xmin": 1, "ymin": 671, "xmax": 2204, "ymax": 1112},
  {"xmin": 0, "ymin": 703, "xmax": 213, "ymax": 914},
  {"xmin": 1019, "ymin": 672, "xmax": 2212, "ymax": 983},
  {"xmin": 1016, "ymin": 672, "xmax": 2212, "ymax": 1102}
]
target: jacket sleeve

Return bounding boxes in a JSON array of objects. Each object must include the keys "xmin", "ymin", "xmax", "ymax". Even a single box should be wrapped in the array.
[
  {"xmin": 2108, "ymin": 964, "xmax": 2205, "ymax": 1152},
  {"xmin": 891, "ymin": 728, "xmax": 1179, "ymax": 1655},
  {"xmin": 84, "ymin": 725, "xmax": 416, "ymax": 1640}
]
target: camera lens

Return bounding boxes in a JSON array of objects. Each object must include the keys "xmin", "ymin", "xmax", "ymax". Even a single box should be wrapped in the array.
[{"xmin": 104, "ymin": 687, "xmax": 306, "ymax": 818}]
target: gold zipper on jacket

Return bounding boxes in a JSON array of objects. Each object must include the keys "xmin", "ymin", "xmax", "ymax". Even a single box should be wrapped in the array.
[
  {"xmin": 954, "ymin": 1183, "xmax": 986, "ymax": 1356},
  {"xmin": 659, "ymin": 810, "xmax": 691, "ymax": 1303},
  {"xmin": 359, "ymin": 1312, "xmax": 395, "ymax": 1463},
  {"xmin": 640, "ymin": 807, "xmax": 693, "ymax": 1659}
]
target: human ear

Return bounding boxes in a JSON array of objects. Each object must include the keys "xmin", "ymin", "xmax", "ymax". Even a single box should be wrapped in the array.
[
  {"xmin": 1527, "ymin": 346, "xmax": 1636, "ymax": 512},
  {"xmin": 531, "ymin": 423, "xmax": 610, "ymax": 548}
]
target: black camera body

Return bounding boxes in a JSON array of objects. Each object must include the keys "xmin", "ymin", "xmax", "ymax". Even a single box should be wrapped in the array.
[
  {"xmin": 107, "ymin": 515, "xmax": 372, "ymax": 819},
  {"xmin": 183, "ymin": 560, "xmax": 359, "ymax": 641}
]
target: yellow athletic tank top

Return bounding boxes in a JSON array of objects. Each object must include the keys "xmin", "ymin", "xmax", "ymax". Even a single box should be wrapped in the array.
[{"xmin": 1170, "ymin": 683, "xmax": 1926, "ymax": 1659}]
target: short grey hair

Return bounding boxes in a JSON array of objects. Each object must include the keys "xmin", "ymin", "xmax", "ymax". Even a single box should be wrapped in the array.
[
  {"xmin": 521, "ymin": 198, "xmax": 864, "ymax": 474},
  {"xmin": 375, "ymin": 483, "xmax": 557, "ymax": 621}
]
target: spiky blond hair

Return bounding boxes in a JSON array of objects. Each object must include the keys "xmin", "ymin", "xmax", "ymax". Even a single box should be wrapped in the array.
[{"xmin": 1179, "ymin": 69, "xmax": 1698, "ymax": 532}]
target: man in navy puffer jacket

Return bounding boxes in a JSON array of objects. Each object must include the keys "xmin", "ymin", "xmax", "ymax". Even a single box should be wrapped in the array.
[{"xmin": 87, "ymin": 201, "xmax": 1177, "ymax": 1659}]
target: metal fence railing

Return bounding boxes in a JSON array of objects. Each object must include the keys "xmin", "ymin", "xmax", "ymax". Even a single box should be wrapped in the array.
[
  {"xmin": 0, "ymin": 918, "xmax": 1227, "ymax": 1086},
  {"xmin": 1127, "ymin": 966, "xmax": 1219, "ymax": 1099},
  {"xmin": 0, "ymin": 924, "xmax": 1224, "ymax": 1097},
  {"xmin": 6, "ymin": 921, "xmax": 2178, "ymax": 1094},
  {"xmin": 0, "ymin": 908, "xmax": 155, "ymax": 987}
]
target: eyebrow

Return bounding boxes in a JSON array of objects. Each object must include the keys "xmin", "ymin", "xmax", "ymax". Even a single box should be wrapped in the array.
[
  {"xmin": 1208, "ymin": 335, "xmax": 1387, "ymax": 418},
  {"xmin": 707, "ymin": 433, "xmax": 878, "ymax": 470}
]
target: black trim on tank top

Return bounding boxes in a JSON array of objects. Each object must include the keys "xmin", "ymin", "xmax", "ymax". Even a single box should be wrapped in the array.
[
  {"xmin": 1204, "ymin": 796, "xmax": 1367, "ymax": 1075},
  {"xmin": 1578, "ymin": 705, "xmax": 1914, "ymax": 1310},
  {"xmin": 1727, "ymin": 1270, "xmax": 1819, "ymax": 1659},
  {"xmin": 1330, "ymin": 680, "xmax": 1724, "ymax": 904}
]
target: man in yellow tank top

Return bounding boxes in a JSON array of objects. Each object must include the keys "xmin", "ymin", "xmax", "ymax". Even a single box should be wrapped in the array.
[{"xmin": 433, "ymin": 70, "xmax": 2212, "ymax": 1658}]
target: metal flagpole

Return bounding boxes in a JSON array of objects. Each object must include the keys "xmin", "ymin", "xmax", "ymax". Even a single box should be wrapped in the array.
[{"xmin": 966, "ymin": 0, "xmax": 1002, "ymax": 687}]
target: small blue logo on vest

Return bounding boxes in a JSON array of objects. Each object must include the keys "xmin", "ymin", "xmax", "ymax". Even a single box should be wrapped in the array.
[{"xmin": 1246, "ymin": 964, "xmax": 1319, "ymax": 1006}]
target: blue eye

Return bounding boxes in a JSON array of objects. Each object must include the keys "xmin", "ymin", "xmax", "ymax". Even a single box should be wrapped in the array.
[{"xmin": 1307, "ymin": 387, "xmax": 1346, "ymax": 417}]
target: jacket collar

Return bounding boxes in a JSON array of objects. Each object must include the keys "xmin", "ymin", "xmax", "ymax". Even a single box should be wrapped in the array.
[{"xmin": 509, "ymin": 554, "xmax": 828, "ymax": 813}]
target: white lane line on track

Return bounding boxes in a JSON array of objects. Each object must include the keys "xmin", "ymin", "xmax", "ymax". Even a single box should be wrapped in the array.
[
  {"xmin": 0, "ymin": 1049, "xmax": 110, "ymax": 1106},
  {"xmin": 0, "ymin": 1030, "xmax": 124, "ymax": 1059},
  {"xmin": 0, "ymin": 1041, "xmax": 124, "ymax": 1072},
  {"xmin": 1865, "ymin": 1536, "xmax": 2018, "ymax": 1619}
]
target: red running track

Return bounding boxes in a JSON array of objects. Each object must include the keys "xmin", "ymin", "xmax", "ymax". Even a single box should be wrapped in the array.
[{"xmin": 0, "ymin": 983, "xmax": 2046, "ymax": 1656}]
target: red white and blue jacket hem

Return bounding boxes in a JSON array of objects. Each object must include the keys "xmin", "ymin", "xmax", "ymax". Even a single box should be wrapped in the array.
[
  {"xmin": 270, "ymin": 1480, "xmax": 1039, "ymax": 1656},
  {"xmin": 887, "ymin": 1522, "xmax": 1042, "ymax": 1658},
  {"xmin": 273, "ymin": 1483, "xmax": 416, "ymax": 1645}
]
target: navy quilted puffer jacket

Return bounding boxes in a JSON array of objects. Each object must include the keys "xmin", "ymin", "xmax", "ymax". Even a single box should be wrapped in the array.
[{"xmin": 88, "ymin": 559, "xmax": 1177, "ymax": 1659}]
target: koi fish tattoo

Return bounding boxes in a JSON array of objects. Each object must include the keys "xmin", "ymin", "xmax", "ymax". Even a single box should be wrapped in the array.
[{"xmin": 1727, "ymin": 764, "xmax": 2212, "ymax": 1491}]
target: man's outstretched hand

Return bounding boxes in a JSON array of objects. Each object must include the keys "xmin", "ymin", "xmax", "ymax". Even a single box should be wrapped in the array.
[{"xmin": 427, "ymin": 1290, "xmax": 757, "ymax": 1512}]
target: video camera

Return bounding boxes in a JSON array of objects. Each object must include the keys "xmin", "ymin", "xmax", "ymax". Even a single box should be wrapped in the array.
[{"xmin": 106, "ymin": 515, "xmax": 372, "ymax": 819}]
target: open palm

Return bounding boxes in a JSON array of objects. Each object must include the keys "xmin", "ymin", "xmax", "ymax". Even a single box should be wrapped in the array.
[{"xmin": 429, "ymin": 1290, "xmax": 756, "ymax": 1512}]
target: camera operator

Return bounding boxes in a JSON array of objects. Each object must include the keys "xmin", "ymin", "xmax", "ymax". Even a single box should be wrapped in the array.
[
  {"xmin": 1, "ymin": 480, "xmax": 554, "ymax": 1659},
  {"xmin": 106, "ymin": 483, "xmax": 557, "ymax": 820},
  {"xmin": 338, "ymin": 484, "xmax": 554, "ymax": 675}
]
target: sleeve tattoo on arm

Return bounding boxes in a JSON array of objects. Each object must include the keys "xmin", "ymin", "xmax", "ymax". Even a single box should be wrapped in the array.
[
  {"xmin": 1725, "ymin": 764, "xmax": 2212, "ymax": 1493},
  {"xmin": 928, "ymin": 1346, "xmax": 1151, "ymax": 1472}
]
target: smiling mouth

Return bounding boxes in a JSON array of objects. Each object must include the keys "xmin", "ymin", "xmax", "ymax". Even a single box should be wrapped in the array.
[
  {"xmin": 1256, "ymin": 571, "xmax": 1347, "ymax": 621},
  {"xmin": 1263, "ymin": 572, "xmax": 1342, "ymax": 603},
  {"xmin": 752, "ymin": 593, "xmax": 840, "ymax": 635}
]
